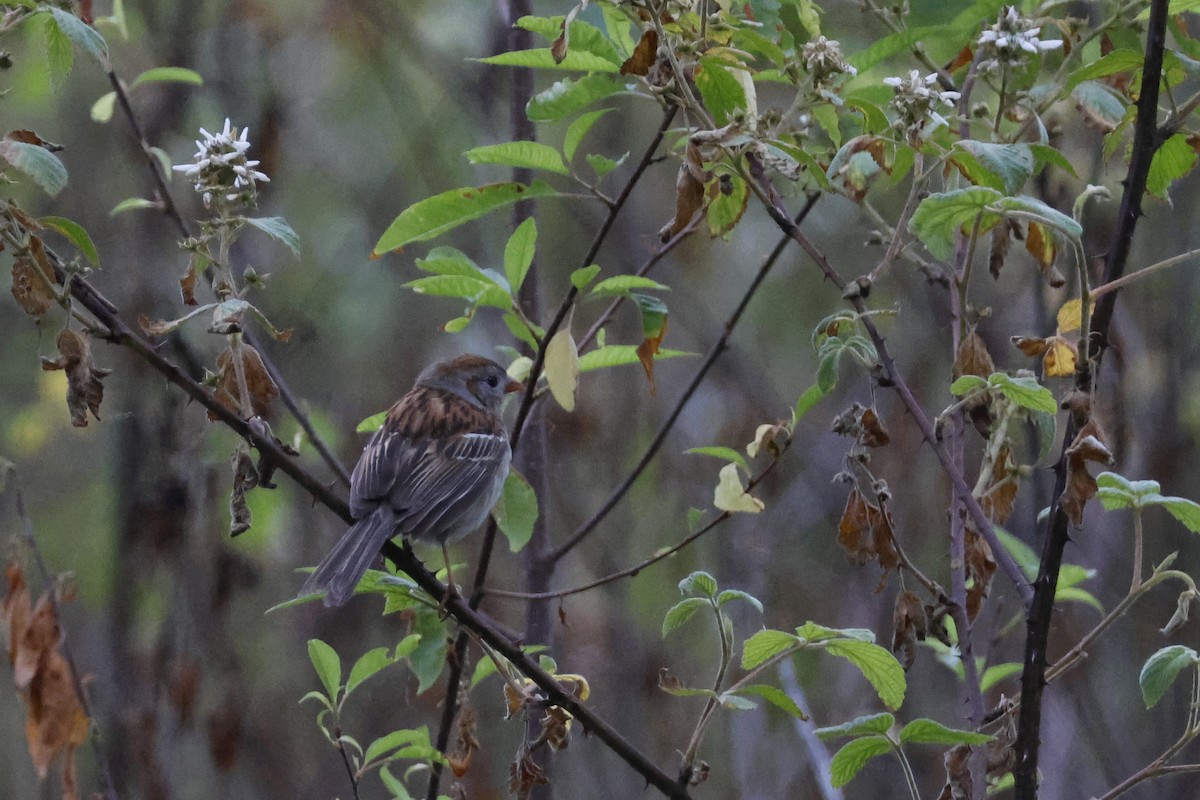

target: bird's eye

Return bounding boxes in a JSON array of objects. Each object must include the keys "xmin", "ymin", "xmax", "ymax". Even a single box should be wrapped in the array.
[{"xmin": 486, "ymin": 375, "xmax": 499, "ymax": 388}]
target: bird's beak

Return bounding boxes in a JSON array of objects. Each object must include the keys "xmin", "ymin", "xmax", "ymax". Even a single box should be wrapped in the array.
[{"xmin": 505, "ymin": 379, "xmax": 524, "ymax": 394}]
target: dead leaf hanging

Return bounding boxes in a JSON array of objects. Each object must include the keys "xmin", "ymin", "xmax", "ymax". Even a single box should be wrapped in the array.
[
  {"xmin": 620, "ymin": 28, "xmax": 658, "ymax": 76},
  {"xmin": 1062, "ymin": 419, "xmax": 1114, "ymax": 525},
  {"xmin": 40, "ymin": 329, "xmax": 110, "ymax": 428},
  {"xmin": 210, "ymin": 344, "xmax": 279, "ymax": 421}
]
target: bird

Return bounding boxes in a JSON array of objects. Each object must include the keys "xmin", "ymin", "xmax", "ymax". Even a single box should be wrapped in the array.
[{"xmin": 301, "ymin": 354, "xmax": 523, "ymax": 607}]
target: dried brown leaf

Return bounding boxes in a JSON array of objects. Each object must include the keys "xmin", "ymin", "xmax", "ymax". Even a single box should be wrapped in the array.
[
  {"xmin": 1062, "ymin": 419, "xmax": 1114, "ymax": 525},
  {"xmin": 509, "ymin": 745, "xmax": 549, "ymax": 800},
  {"xmin": 1010, "ymin": 335, "xmax": 1050, "ymax": 358},
  {"xmin": 837, "ymin": 490, "xmax": 899, "ymax": 581},
  {"xmin": 892, "ymin": 590, "xmax": 927, "ymax": 671},
  {"xmin": 946, "ymin": 44, "xmax": 975, "ymax": 74},
  {"xmin": 953, "ymin": 330, "xmax": 995, "ymax": 381},
  {"xmin": 937, "ymin": 744, "xmax": 973, "ymax": 800},
  {"xmin": 3, "ymin": 558, "xmax": 32, "ymax": 669},
  {"xmin": 964, "ymin": 528, "xmax": 996, "ymax": 620},
  {"xmin": 1042, "ymin": 336, "xmax": 1078, "ymax": 377},
  {"xmin": 209, "ymin": 345, "xmax": 279, "ymax": 421},
  {"xmin": 860, "ymin": 406, "xmax": 891, "ymax": 448},
  {"xmin": 40, "ymin": 330, "xmax": 110, "ymax": 427},
  {"xmin": 988, "ymin": 220, "xmax": 1012, "ymax": 280},
  {"xmin": 229, "ymin": 450, "xmax": 258, "ymax": 537},
  {"xmin": 179, "ymin": 262, "xmax": 199, "ymax": 306},
  {"xmin": 11, "ymin": 255, "xmax": 55, "ymax": 316},
  {"xmin": 659, "ymin": 158, "xmax": 706, "ymax": 243},
  {"xmin": 981, "ymin": 446, "xmax": 1017, "ymax": 525},
  {"xmin": 620, "ymin": 28, "xmax": 658, "ymax": 76},
  {"xmin": 636, "ymin": 316, "xmax": 667, "ymax": 396}
]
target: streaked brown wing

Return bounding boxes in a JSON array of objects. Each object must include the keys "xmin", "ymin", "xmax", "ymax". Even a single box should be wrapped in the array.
[{"xmin": 395, "ymin": 431, "xmax": 510, "ymax": 540}]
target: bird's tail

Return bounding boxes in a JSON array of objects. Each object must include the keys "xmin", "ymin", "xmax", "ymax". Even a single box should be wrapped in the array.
[{"xmin": 300, "ymin": 505, "xmax": 397, "ymax": 607}]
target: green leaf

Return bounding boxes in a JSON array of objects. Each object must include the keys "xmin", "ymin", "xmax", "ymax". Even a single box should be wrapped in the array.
[
  {"xmin": 662, "ymin": 597, "xmax": 709, "ymax": 637},
  {"xmin": 1158, "ymin": 496, "xmax": 1200, "ymax": 533},
  {"xmin": 570, "ymin": 264, "xmax": 601, "ymax": 290},
  {"xmin": 478, "ymin": 49, "xmax": 621, "ymax": 72},
  {"xmin": 363, "ymin": 727, "xmax": 431, "ymax": 767},
  {"xmin": 950, "ymin": 375, "xmax": 987, "ymax": 395},
  {"xmin": 577, "ymin": 345, "xmax": 693, "ymax": 372},
  {"xmin": 685, "ymin": 446, "xmax": 748, "ymax": 473},
  {"xmin": 47, "ymin": 7, "xmax": 109, "ymax": 67},
  {"xmin": 679, "ymin": 571, "xmax": 718, "ymax": 598},
  {"xmin": 810, "ymin": 103, "xmax": 842, "ymax": 148},
  {"xmin": 734, "ymin": 684, "xmax": 807, "ymax": 718},
  {"xmin": 798, "ymin": 621, "xmax": 874, "ymax": 643},
  {"xmin": 39, "ymin": 216, "xmax": 98, "ymax": 265},
  {"xmin": 308, "ymin": 639, "xmax": 342, "ymax": 703},
  {"xmin": 815, "ymin": 712, "xmax": 894, "ymax": 740},
  {"xmin": 908, "ymin": 187, "xmax": 1003, "ymax": 260},
  {"xmin": 952, "ymin": 141, "xmax": 1034, "ymax": 195},
  {"xmin": 589, "ymin": 275, "xmax": 670, "ymax": 295},
  {"xmin": 829, "ymin": 735, "xmax": 893, "ymax": 787},
  {"xmin": 695, "ymin": 58, "xmax": 746, "ymax": 126},
  {"xmin": 988, "ymin": 373, "xmax": 1057, "ymax": 414},
  {"xmin": 824, "ymin": 640, "xmax": 907, "ymax": 710},
  {"xmin": 1072, "ymin": 82, "xmax": 1126, "ymax": 131},
  {"xmin": 110, "ymin": 197, "xmax": 158, "ymax": 215},
  {"xmin": 404, "ymin": 275, "xmax": 511, "ymax": 309},
  {"xmin": 409, "ymin": 611, "xmax": 448, "ymax": 693},
  {"xmin": 394, "ymin": 633, "xmax": 421, "ymax": 661},
  {"xmin": 245, "ymin": 216, "xmax": 300, "ymax": 257},
  {"xmin": 794, "ymin": 384, "xmax": 826, "ymax": 422},
  {"xmin": 1147, "ymin": 133, "xmax": 1198, "ymax": 197},
  {"xmin": 346, "ymin": 647, "xmax": 394, "ymax": 696},
  {"xmin": 718, "ymin": 693, "xmax": 759, "ymax": 711},
  {"xmin": 898, "ymin": 718, "xmax": 993, "ymax": 745},
  {"xmin": 466, "ymin": 141, "xmax": 568, "ymax": 176},
  {"xmin": 633, "ymin": 293, "xmax": 668, "ymax": 338},
  {"xmin": 585, "ymin": 152, "xmax": 623, "ymax": 179},
  {"xmin": 980, "ymin": 662, "xmax": 1023, "ymax": 692},
  {"xmin": 415, "ymin": 247, "xmax": 484, "ymax": 277},
  {"xmin": 708, "ymin": 173, "xmax": 750, "ymax": 238},
  {"xmin": 1139, "ymin": 645, "xmax": 1199, "ymax": 709},
  {"xmin": 129, "ymin": 66, "xmax": 203, "ymax": 88},
  {"xmin": 742, "ymin": 629, "xmax": 800, "ymax": 670},
  {"xmin": 44, "ymin": 16, "xmax": 73, "ymax": 89},
  {"xmin": 1030, "ymin": 144, "xmax": 1079, "ymax": 178},
  {"xmin": 0, "ymin": 140, "xmax": 67, "ymax": 196},
  {"xmin": 564, "ymin": 108, "xmax": 613, "ymax": 163},
  {"xmin": 716, "ymin": 589, "xmax": 763, "ymax": 613},
  {"xmin": 373, "ymin": 181, "xmax": 559, "ymax": 255},
  {"xmin": 528, "ymin": 77, "xmax": 618, "ymax": 123},
  {"xmin": 504, "ymin": 217, "xmax": 537, "ymax": 292},
  {"xmin": 493, "ymin": 468, "xmax": 539, "ymax": 552},
  {"xmin": 1065, "ymin": 49, "xmax": 1143, "ymax": 92},
  {"xmin": 356, "ymin": 411, "xmax": 387, "ymax": 434}
]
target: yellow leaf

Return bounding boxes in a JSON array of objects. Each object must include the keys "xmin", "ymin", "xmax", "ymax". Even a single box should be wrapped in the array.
[
  {"xmin": 544, "ymin": 328, "xmax": 580, "ymax": 412},
  {"xmin": 1055, "ymin": 298, "xmax": 1094, "ymax": 335},
  {"xmin": 713, "ymin": 463, "xmax": 764, "ymax": 514},
  {"xmin": 1043, "ymin": 336, "xmax": 1078, "ymax": 377}
]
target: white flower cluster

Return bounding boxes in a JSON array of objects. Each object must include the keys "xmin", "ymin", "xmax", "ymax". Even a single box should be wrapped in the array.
[
  {"xmin": 978, "ymin": 6, "xmax": 1062, "ymax": 68},
  {"xmin": 802, "ymin": 36, "xmax": 857, "ymax": 84},
  {"xmin": 883, "ymin": 70, "xmax": 961, "ymax": 136},
  {"xmin": 173, "ymin": 118, "xmax": 270, "ymax": 208}
]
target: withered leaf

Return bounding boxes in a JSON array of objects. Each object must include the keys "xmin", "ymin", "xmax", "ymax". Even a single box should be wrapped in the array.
[
  {"xmin": 636, "ymin": 315, "xmax": 667, "ymax": 396},
  {"xmin": 892, "ymin": 590, "xmax": 927, "ymax": 671},
  {"xmin": 450, "ymin": 702, "xmax": 479, "ymax": 778},
  {"xmin": 620, "ymin": 28, "xmax": 658, "ymax": 76},
  {"xmin": 210, "ymin": 344, "xmax": 279, "ymax": 421},
  {"xmin": 981, "ymin": 445, "xmax": 1017, "ymax": 525},
  {"xmin": 953, "ymin": 330, "xmax": 995, "ymax": 380},
  {"xmin": 550, "ymin": 24, "xmax": 568, "ymax": 64},
  {"xmin": 542, "ymin": 705, "xmax": 573, "ymax": 751},
  {"xmin": 509, "ymin": 745, "xmax": 549, "ymax": 800},
  {"xmin": 179, "ymin": 261, "xmax": 199, "ymax": 306},
  {"xmin": 1026, "ymin": 221, "xmax": 1065, "ymax": 287},
  {"xmin": 40, "ymin": 329, "xmax": 110, "ymax": 427},
  {"xmin": 659, "ymin": 149, "xmax": 706, "ymax": 243},
  {"xmin": 946, "ymin": 44, "xmax": 975, "ymax": 74},
  {"xmin": 229, "ymin": 450, "xmax": 258, "ymax": 537},
  {"xmin": 860, "ymin": 406, "xmax": 891, "ymax": 448},
  {"xmin": 988, "ymin": 220, "xmax": 1012, "ymax": 280},
  {"xmin": 964, "ymin": 527, "xmax": 996, "ymax": 620},
  {"xmin": 837, "ymin": 490, "xmax": 900, "ymax": 583},
  {"xmin": 1010, "ymin": 335, "xmax": 1050, "ymax": 357},
  {"xmin": 1062, "ymin": 419, "xmax": 1113, "ymax": 525},
  {"xmin": 11, "ymin": 255, "xmax": 56, "ymax": 316},
  {"xmin": 937, "ymin": 744, "xmax": 973, "ymax": 800},
  {"xmin": 5, "ymin": 129, "xmax": 63, "ymax": 151},
  {"xmin": 1042, "ymin": 336, "xmax": 1078, "ymax": 377}
]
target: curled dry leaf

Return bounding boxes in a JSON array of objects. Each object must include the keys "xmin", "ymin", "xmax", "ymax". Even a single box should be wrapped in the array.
[
  {"xmin": 659, "ymin": 142, "xmax": 707, "ymax": 242},
  {"xmin": 450, "ymin": 701, "xmax": 479, "ymax": 778},
  {"xmin": 179, "ymin": 260, "xmax": 199, "ymax": 306},
  {"xmin": 892, "ymin": 590, "xmax": 928, "ymax": 671},
  {"xmin": 542, "ymin": 705, "xmax": 574, "ymax": 751},
  {"xmin": 747, "ymin": 422, "xmax": 790, "ymax": 459},
  {"xmin": 988, "ymin": 219, "xmax": 1014, "ymax": 279},
  {"xmin": 229, "ymin": 450, "xmax": 258, "ymax": 537},
  {"xmin": 1062, "ymin": 419, "xmax": 1113, "ymax": 525},
  {"xmin": 1026, "ymin": 221, "xmax": 1066, "ymax": 287},
  {"xmin": 714, "ymin": 462, "xmax": 764, "ymax": 514},
  {"xmin": 636, "ymin": 316, "xmax": 667, "ymax": 396},
  {"xmin": 509, "ymin": 744, "xmax": 549, "ymax": 800},
  {"xmin": 953, "ymin": 329, "xmax": 995, "ymax": 380},
  {"xmin": 837, "ymin": 489, "xmax": 900, "ymax": 585},
  {"xmin": 981, "ymin": 445, "xmax": 1017, "ymax": 525},
  {"xmin": 210, "ymin": 344, "xmax": 279, "ymax": 421},
  {"xmin": 936, "ymin": 744, "xmax": 973, "ymax": 800},
  {"xmin": 550, "ymin": 23, "xmax": 568, "ymax": 64},
  {"xmin": 964, "ymin": 527, "xmax": 996, "ymax": 621},
  {"xmin": 40, "ymin": 329, "xmax": 110, "ymax": 427},
  {"xmin": 620, "ymin": 28, "xmax": 658, "ymax": 76},
  {"xmin": 860, "ymin": 407, "xmax": 891, "ymax": 448},
  {"xmin": 11, "ymin": 251, "xmax": 56, "ymax": 316}
]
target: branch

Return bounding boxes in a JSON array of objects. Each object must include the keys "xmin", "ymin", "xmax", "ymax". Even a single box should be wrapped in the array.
[{"xmin": 1014, "ymin": 2, "xmax": 1170, "ymax": 797}]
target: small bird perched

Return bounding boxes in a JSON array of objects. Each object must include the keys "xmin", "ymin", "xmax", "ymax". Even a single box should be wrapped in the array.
[{"xmin": 302, "ymin": 354, "xmax": 522, "ymax": 607}]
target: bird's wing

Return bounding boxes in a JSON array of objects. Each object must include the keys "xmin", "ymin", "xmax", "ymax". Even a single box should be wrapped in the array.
[{"xmin": 393, "ymin": 430, "xmax": 510, "ymax": 540}]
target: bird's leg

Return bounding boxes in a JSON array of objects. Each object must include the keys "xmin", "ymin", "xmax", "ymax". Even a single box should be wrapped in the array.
[{"xmin": 438, "ymin": 541, "xmax": 458, "ymax": 617}]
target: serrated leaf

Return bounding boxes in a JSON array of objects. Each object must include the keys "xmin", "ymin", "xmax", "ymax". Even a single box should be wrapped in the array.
[
  {"xmin": 950, "ymin": 374, "xmax": 987, "ymax": 395},
  {"xmin": 742, "ymin": 629, "xmax": 800, "ymax": 670},
  {"xmin": 716, "ymin": 589, "xmax": 763, "ymax": 613},
  {"xmin": 686, "ymin": 446, "xmax": 748, "ymax": 473},
  {"xmin": 734, "ymin": 684, "xmax": 807, "ymax": 718},
  {"xmin": 528, "ymin": 77, "xmax": 618, "ymax": 124},
  {"xmin": 589, "ymin": 275, "xmax": 670, "ymax": 295},
  {"xmin": 494, "ymin": 468, "xmax": 538, "ymax": 552},
  {"xmin": 714, "ymin": 462, "xmax": 763, "ymax": 514},
  {"xmin": 373, "ymin": 181, "xmax": 559, "ymax": 255},
  {"xmin": 707, "ymin": 172, "xmax": 750, "ymax": 237},
  {"xmin": 44, "ymin": 15, "xmax": 73, "ymax": 89},
  {"xmin": 1065, "ymin": 49, "xmax": 1143, "ymax": 91},
  {"xmin": 695, "ymin": 58, "xmax": 746, "ymax": 126},
  {"xmin": 47, "ymin": 7, "xmax": 109, "ymax": 67},
  {"xmin": 898, "ymin": 718, "xmax": 993, "ymax": 745},
  {"xmin": 129, "ymin": 66, "xmax": 203, "ymax": 88},
  {"xmin": 662, "ymin": 597, "xmax": 709, "ymax": 637},
  {"xmin": 908, "ymin": 187, "xmax": 1003, "ymax": 260},
  {"xmin": 585, "ymin": 152, "xmax": 623, "ymax": 178},
  {"xmin": 815, "ymin": 712, "xmax": 895, "ymax": 740},
  {"xmin": 39, "ymin": 216, "xmax": 98, "ymax": 265},
  {"xmin": 1072, "ymin": 81, "xmax": 1126, "ymax": 131},
  {"xmin": 466, "ymin": 141, "xmax": 568, "ymax": 176},
  {"xmin": 1159, "ymin": 496, "xmax": 1200, "ymax": 533},
  {"xmin": 245, "ymin": 216, "xmax": 300, "ymax": 257},
  {"xmin": 504, "ymin": 217, "xmax": 537, "ymax": 292},
  {"xmin": 679, "ymin": 571, "xmax": 719, "ymax": 598},
  {"xmin": 564, "ymin": 108, "xmax": 613, "ymax": 162},
  {"xmin": 308, "ymin": 639, "xmax": 342, "ymax": 703},
  {"xmin": 953, "ymin": 141, "xmax": 1034, "ymax": 195},
  {"xmin": 1147, "ymin": 133, "xmax": 1197, "ymax": 197},
  {"xmin": 825, "ymin": 640, "xmax": 907, "ymax": 710},
  {"xmin": 1140, "ymin": 645, "xmax": 1199, "ymax": 709},
  {"xmin": 577, "ymin": 345, "xmax": 693, "ymax": 372},
  {"xmin": 988, "ymin": 373, "xmax": 1057, "ymax": 413},
  {"xmin": 346, "ymin": 647, "xmax": 394, "ymax": 696},
  {"xmin": 409, "ymin": 612, "xmax": 448, "ymax": 693},
  {"xmin": 0, "ymin": 140, "xmax": 67, "ymax": 196},
  {"xmin": 544, "ymin": 328, "xmax": 580, "ymax": 411},
  {"xmin": 830, "ymin": 735, "xmax": 893, "ymax": 787}
]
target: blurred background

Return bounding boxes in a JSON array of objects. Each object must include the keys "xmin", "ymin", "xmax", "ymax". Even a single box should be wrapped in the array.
[{"xmin": 2, "ymin": 1, "xmax": 1199, "ymax": 798}]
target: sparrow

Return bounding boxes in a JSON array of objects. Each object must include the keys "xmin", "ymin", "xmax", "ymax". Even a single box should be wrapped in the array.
[{"xmin": 302, "ymin": 354, "xmax": 522, "ymax": 607}]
